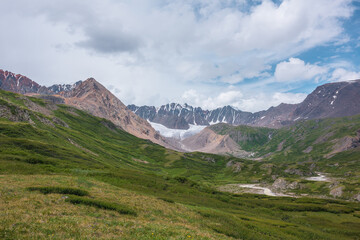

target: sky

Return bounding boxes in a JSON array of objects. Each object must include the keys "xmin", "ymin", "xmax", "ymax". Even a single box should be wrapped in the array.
[{"xmin": 0, "ymin": 0, "xmax": 359, "ymax": 112}]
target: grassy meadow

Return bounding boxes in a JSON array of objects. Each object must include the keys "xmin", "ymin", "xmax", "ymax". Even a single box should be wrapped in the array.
[{"xmin": 0, "ymin": 89, "xmax": 360, "ymax": 239}]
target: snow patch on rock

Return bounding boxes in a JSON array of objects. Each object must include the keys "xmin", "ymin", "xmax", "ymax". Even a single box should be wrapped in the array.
[{"xmin": 149, "ymin": 121, "xmax": 206, "ymax": 140}]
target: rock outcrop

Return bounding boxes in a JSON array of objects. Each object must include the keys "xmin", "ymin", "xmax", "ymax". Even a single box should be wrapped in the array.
[{"xmin": 181, "ymin": 128, "xmax": 250, "ymax": 157}]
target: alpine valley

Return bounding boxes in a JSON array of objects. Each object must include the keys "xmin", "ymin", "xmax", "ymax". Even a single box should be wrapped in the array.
[{"xmin": 1, "ymin": 69, "xmax": 360, "ymax": 239}]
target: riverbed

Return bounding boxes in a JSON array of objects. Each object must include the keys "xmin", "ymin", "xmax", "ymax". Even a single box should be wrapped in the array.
[
  {"xmin": 218, "ymin": 184, "xmax": 291, "ymax": 197},
  {"xmin": 305, "ymin": 172, "xmax": 331, "ymax": 182}
]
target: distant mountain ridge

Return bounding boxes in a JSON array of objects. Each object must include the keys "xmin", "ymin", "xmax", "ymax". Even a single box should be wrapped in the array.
[
  {"xmin": 129, "ymin": 79, "xmax": 360, "ymax": 129},
  {"xmin": 0, "ymin": 69, "xmax": 82, "ymax": 95},
  {"xmin": 127, "ymin": 103, "xmax": 256, "ymax": 129}
]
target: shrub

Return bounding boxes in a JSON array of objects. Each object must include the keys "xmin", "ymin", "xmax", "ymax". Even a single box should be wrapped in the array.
[
  {"xmin": 65, "ymin": 196, "xmax": 137, "ymax": 216},
  {"xmin": 174, "ymin": 176, "xmax": 188, "ymax": 183},
  {"xmin": 158, "ymin": 197, "xmax": 175, "ymax": 203},
  {"xmin": 27, "ymin": 186, "xmax": 89, "ymax": 196}
]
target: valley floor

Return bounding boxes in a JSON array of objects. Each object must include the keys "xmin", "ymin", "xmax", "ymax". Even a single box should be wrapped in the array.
[{"xmin": 1, "ymin": 174, "xmax": 360, "ymax": 240}]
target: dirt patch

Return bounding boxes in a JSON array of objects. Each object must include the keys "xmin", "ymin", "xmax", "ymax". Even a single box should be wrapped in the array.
[
  {"xmin": 276, "ymin": 140, "xmax": 286, "ymax": 151},
  {"xmin": 132, "ymin": 158, "xmax": 149, "ymax": 164},
  {"xmin": 303, "ymin": 146, "xmax": 313, "ymax": 153},
  {"xmin": 330, "ymin": 186, "xmax": 344, "ymax": 198}
]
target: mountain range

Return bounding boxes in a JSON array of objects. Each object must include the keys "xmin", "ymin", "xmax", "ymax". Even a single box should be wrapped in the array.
[
  {"xmin": 128, "ymin": 79, "xmax": 360, "ymax": 129},
  {"xmin": 2, "ymin": 68, "xmax": 360, "ymax": 155}
]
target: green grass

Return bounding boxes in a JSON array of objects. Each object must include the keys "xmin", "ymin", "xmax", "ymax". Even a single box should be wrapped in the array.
[{"xmin": 0, "ymin": 89, "xmax": 359, "ymax": 239}]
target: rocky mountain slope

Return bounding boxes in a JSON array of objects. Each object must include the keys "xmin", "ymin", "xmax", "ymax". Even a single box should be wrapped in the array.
[
  {"xmin": 293, "ymin": 80, "xmax": 360, "ymax": 119},
  {"xmin": 62, "ymin": 78, "xmax": 169, "ymax": 147},
  {"xmin": 0, "ymin": 69, "xmax": 173, "ymax": 148},
  {"xmin": 129, "ymin": 79, "xmax": 360, "ymax": 129},
  {"xmin": 181, "ymin": 128, "xmax": 251, "ymax": 157}
]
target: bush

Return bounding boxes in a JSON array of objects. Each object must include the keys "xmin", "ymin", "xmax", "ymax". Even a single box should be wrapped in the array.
[
  {"xmin": 66, "ymin": 196, "xmax": 137, "ymax": 216},
  {"xmin": 158, "ymin": 197, "xmax": 175, "ymax": 203},
  {"xmin": 27, "ymin": 186, "xmax": 89, "ymax": 196},
  {"xmin": 174, "ymin": 176, "xmax": 188, "ymax": 183}
]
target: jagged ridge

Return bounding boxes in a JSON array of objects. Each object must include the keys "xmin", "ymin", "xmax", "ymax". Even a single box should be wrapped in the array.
[{"xmin": 129, "ymin": 79, "xmax": 360, "ymax": 129}]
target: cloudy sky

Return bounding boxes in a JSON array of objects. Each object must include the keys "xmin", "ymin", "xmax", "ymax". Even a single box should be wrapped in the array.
[{"xmin": 1, "ymin": 0, "xmax": 359, "ymax": 112}]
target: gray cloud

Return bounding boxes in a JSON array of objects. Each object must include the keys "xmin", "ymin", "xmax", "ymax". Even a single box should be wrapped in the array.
[{"xmin": 76, "ymin": 27, "xmax": 141, "ymax": 53}]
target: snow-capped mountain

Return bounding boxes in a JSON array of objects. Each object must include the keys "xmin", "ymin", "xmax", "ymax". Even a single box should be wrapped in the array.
[
  {"xmin": 46, "ymin": 82, "xmax": 82, "ymax": 95},
  {"xmin": 127, "ymin": 103, "xmax": 258, "ymax": 129},
  {"xmin": 127, "ymin": 103, "xmax": 296, "ymax": 129},
  {"xmin": 0, "ymin": 69, "xmax": 81, "ymax": 95},
  {"xmin": 0, "ymin": 69, "xmax": 42, "ymax": 94},
  {"xmin": 128, "ymin": 79, "xmax": 360, "ymax": 130}
]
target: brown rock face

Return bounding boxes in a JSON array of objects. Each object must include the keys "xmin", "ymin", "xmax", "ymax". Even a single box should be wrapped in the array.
[
  {"xmin": 181, "ymin": 128, "xmax": 250, "ymax": 157},
  {"xmin": 0, "ymin": 69, "xmax": 42, "ymax": 94},
  {"xmin": 63, "ymin": 78, "xmax": 167, "ymax": 146},
  {"xmin": 293, "ymin": 80, "xmax": 360, "ymax": 120}
]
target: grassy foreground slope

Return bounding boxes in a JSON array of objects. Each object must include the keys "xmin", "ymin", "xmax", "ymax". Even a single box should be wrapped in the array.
[{"xmin": 1, "ymin": 90, "xmax": 360, "ymax": 239}]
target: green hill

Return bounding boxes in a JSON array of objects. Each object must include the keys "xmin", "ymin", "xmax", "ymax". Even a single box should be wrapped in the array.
[{"xmin": 1, "ymin": 89, "xmax": 360, "ymax": 239}]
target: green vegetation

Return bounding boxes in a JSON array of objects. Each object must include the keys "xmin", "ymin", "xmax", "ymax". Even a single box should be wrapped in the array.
[
  {"xmin": 210, "ymin": 116, "xmax": 360, "ymax": 198},
  {"xmin": 66, "ymin": 196, "xmax": 137, "ymax": 216},
  {"xmin": 0, "ymin": 89, "xmax": 359, "ymax": 239},
  {"xmin": 27, "ymin": 186, "xmax": 90, "ymax": 196}
]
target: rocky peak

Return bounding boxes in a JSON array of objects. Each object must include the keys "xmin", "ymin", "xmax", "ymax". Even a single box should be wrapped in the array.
[
  {"xmin": 47, "ymin": 81, "xmax": 82, "ymax": 95},
  {"xmin": 69, "ymin": 78, "xmax": 106, "ymax": 98},
  {"xmin": 0, "ymin": 69, "xmax": 42, "ymax": 94},
  {"xmin": 0, "ymin": 69, "xmax": 83, "ymax": 96},
  {"xmin": 293, "ymin": 79, "xmax": 360, "ymax": 119},
  {"xmin": 63, "ymin": 77, "xmax": 173, "ymax": 148}
]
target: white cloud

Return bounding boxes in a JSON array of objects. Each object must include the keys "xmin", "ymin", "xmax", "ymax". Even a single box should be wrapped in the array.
[
  {"xmin": 181, "ymin": 89, "xmax": 306, "ymax": 112},
  {"xmin": 275, "ymin": 58, "xmax": 328, "ymax": 82},
  {"xmin": 272, "ymin": 92, "xmax": 307, "ymax": 104},
  {"xmin": 330, "ymin": 68, "xmax": 360, "ymax": 82},
  {"xmin": 231, "ymin": 92, "xmax": 307, "ymax": 112},
  {"xmin": 182, "ymin": 89, "xmax": 243, "ymax": 110},
  {"xmin": 0, "ymin": 0, "xmax": 355, "ymax": 111}
]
